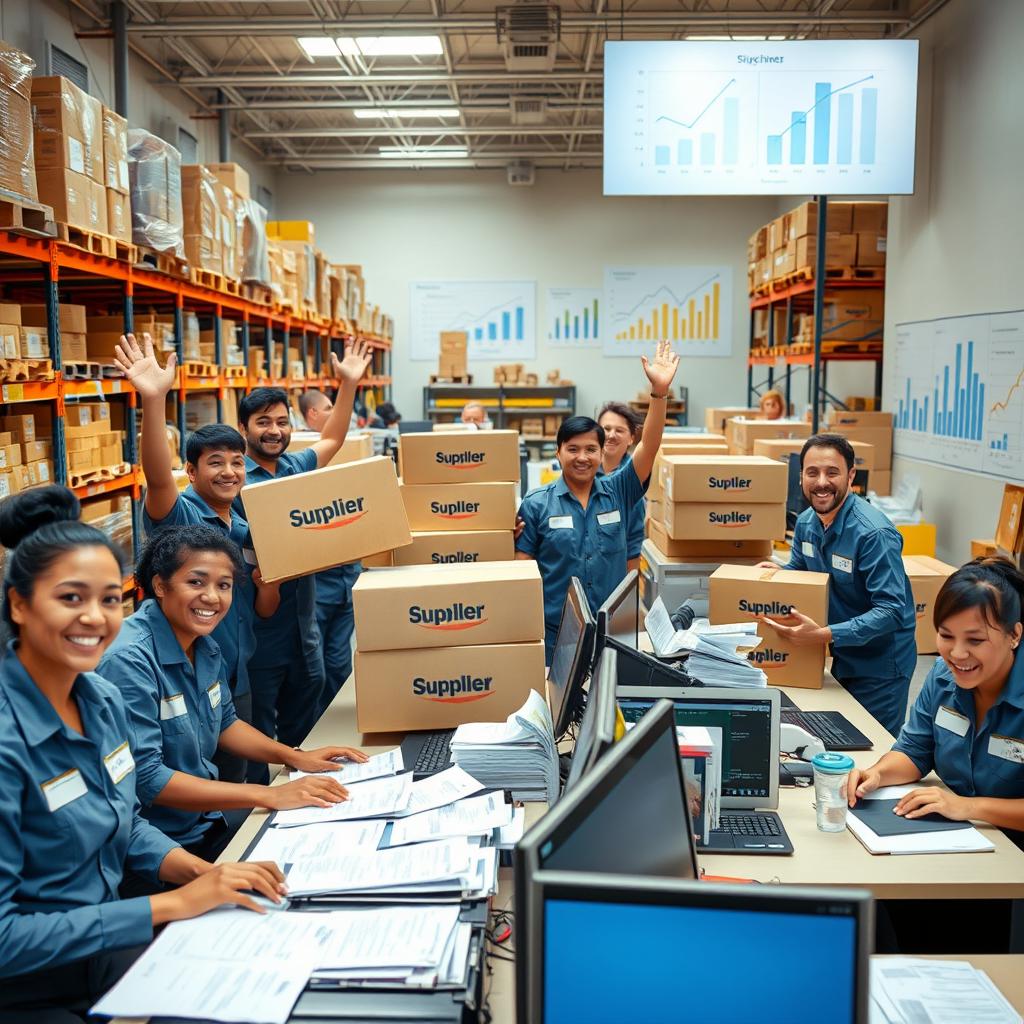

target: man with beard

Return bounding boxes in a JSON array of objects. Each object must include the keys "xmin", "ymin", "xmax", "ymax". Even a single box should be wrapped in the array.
[{"xmin": 760, "ymin": 433, "xmax": 916, "ymax": 734}]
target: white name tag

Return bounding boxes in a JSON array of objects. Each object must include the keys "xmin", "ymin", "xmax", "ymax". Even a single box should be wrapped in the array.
[
  {"xmin": 597, "ymin": 510, "xmax": 622, "ymax": 526},
  {"xmin": 104, "ymin": 741, "xmax": 135, "ymax": 784},
  {"xmin": 160, "ymin": 693, "xmax": 188, "ymax": 720},
  {"xmin": 41, "ymin": 768, "xmax": 88, "ymax": 812},
  {"xmin": 207, "ymin": 682, "xmax": 222, "ymax": 710},
  {"xmin": 935, "ymin": 705, "xmax": 970, "ymax": 737},
  {"xmin": 548, "ymin": 516, "xmax": 574, "ymax": 530},
  {"xmin": 802, "ymin": 541, "xmax": 815, "ymax": 558},
  {"xmin": 832, "ymin": 554, "xmax": 854, "ymax": 574},
  {"xmin": 988, "ymin": 734, "xmax": 1024, "ymax": 765}
]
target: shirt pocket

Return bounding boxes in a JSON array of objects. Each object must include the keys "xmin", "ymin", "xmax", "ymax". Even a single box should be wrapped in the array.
[{"xmin": 596, "ymin": 513, "xmax": 626, "ymax": 557}]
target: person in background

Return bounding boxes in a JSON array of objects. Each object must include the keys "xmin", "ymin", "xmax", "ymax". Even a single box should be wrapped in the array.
[
  {"xmin": 298, "ymin": 388, "xmax": 334, "ymax": 432},
  {"xmin": 0, "ymin": 488, "xmax": 285, "ymax": 1021},
  {"xmin": 760, "ymin": 433, "xmax": 916, "ymax": 734},
  {"xmin": 115, "ymin": 332, "xmax": 266, "ymax": 785},
  {"xmin": 596, "ymin": 401, "xmax": 647, "ymax": 573},
  {"xmin": 759, "ymin": 388, "xmax": 786, "ymax": 420},
  {"xmin": 99, "ymin": 525, "xmax": 366, "ymax": 870},
  {"xmin": 460, "ymin": 401, "xmax": 490, "ymax": 428},
  {"xmin": 368, "ymin": 402, "xmax": 401, "ymax": 429},
  {"xmin": 516, "ymin": 342, "xmax": 680, "ymax": 661}
]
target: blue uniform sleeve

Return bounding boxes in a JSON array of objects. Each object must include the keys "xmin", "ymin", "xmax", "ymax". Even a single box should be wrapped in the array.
[
  {"xmin": 891, "ymin": 662, "xmax": 942, "ymax": 776},
  {"xmin": 100, "ymin": 650, "xmax": 176, "ymax": 806},
  {"xmin": 613, "ymin": 461, "xmax": 649, "ymax": 508},
  {"xmin": 141, "ymin": 494, "xmax": 196, "ymax": 536},
  {"xmin": 786, "ymin": 518, "xmax": 808, "ymax": 570},
  {"xmin": 627, "ymin": 500, "xmax": 645, "ymax": 560},
  {"xmin": 293, "ymin": 447, "xmax": 320, "ymax": 474},
  {"xmin": 515, "ymin": 494, "xmax": 541, "ymax": 557},
  {"xmin": 828, "ymin": 528, "xmax": 910, "ymax": 649},
  {"xmin": 219, "ymin": 668, "xmax": 238, "ymax": 732}
]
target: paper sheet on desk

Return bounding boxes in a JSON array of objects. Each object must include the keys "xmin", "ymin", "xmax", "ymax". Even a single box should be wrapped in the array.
[
  {"xmin": 387, "ymin": 792, "xmax": 513, "ymax": 847},
  {"xmin": 645, "ymin": 597, "xmax": 761, "ymax": 659},
  {"xmin": 397, "ymin": 765, "xmax": 486, "ymax": 817},
  {"xmin": 289, "ymin": 747, "xmax": 404, "ymax": 784},
  {"xmin": 272, "ymin": 772, "xmax": 413, "ymax": 827},
  {"xmin": 313, "ymin": 905, "xmax": 461, "ymax": 970},
  {"xmin": 247, "ymin": 820, "xmax": 387, "ymax": 863}
]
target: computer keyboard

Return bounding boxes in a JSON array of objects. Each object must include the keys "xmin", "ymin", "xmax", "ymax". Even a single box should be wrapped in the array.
[
  {"xmin": 781, "ymin": 709, "xmax": 871, "ymax": 751},
  {"xmin": 713, "ymin": 813, "xmax": 783, "ymax": 838},
  {"xmin": 413, "ymin": 729, "xmax": 456, "ymax": 775}
]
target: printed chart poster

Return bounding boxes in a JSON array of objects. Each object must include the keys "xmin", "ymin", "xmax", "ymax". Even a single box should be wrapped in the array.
[
  {"xmin": 546, "ymin": 287, "xmax": 602, "ymax": 349},
  {"xmin": 410, "ymin": 281, "xmax": 536, "ymax": 362},
  {"xmin": 891, "ymin": 310, "xmax": 1024, "ymax": 482},
  {"xmin": 604, "ymin": 266, "xmax": 732, "ymax": 358}
]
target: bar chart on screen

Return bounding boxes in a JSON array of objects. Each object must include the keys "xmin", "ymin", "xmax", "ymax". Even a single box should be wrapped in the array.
[
  {"xmin": 892, "ymin": 311, "xmax": 1024, "ymax": 482},
  {"xmin": 547, "ymin": 287, "xmax": 602, "ymax": 348}
]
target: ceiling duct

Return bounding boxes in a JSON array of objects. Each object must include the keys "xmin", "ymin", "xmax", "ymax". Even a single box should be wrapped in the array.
[
  {"xmin": 511, "ymin": 96, "xmax": 548, "ymax": 125},
  {"xmin": 506, "ymin": 160, "xmax": 536, "ymax": 186},
  {"xmin": 496, "ymin": 4, "xmax": 561, "ymax": 73}
]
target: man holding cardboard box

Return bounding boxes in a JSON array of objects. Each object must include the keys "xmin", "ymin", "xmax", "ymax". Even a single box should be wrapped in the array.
[{"xmin": 761, "ymin": 434, "xmax": 917, "ymax": 733}]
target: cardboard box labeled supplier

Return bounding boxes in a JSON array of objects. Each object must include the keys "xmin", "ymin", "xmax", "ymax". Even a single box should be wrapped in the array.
[
  {"xmin": 996, "ymin": 484, "xmax": 1024, "ymax": 555},
  {"xmin": 399, "ymin": 430, "xmax": 519, "ymax": 485},
  {"xmin": 354, "ymin": 641, "xmax": 545, "ymax": 734},
  {"xmin": 240, "ymin": 455, "xmax": 412, "ymax": 583},
  {"xmin": 399, "ymin": 481, "xmax": 517, "ymax": 533},
  {"xmin": 752, "ymin": 436, "xmax": 875, "ymax": 471},
  {"xmin": 662, "ymin": 501, "xmax": 786, "ymax": 542},
  {"xmin": 903, "ymin": 555, "xmax": 957, "ymax": 655},
  {"xmin": 705, "ymin": 407, "xmax": 758, "ymax": 433},
  {"xmin": 659, "ymin": 455, "xmax": 787, "ymax": 504},
  {"xmin": 391, "ymin": 530, "xmax": 515, "ymax": 567},
  {"xmin": 726, "ymin": 418, "xmax": 811, "ymax": 455},
  {"xmin": 646, "ymin": 519, "xmax": 772, "ymax": 562},
  {"xmin": 352, "ymin": 560, "xmax": 544, "ymax": 653},
  {"xmin": 287, "ymin": 431, "xmax": 375, "ymax": 466},
  {"xmin": 709, "ymin": 564, "xmax": 830, "ymax": 689}
]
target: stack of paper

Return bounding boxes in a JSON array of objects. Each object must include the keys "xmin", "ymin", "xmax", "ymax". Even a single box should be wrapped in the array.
[
  {"xmin": 289, "ymin": 747, "xmax": 404, "ymax": 784},
  {"xmin": 386, "ymin": 792, "xmax": 514, "ymax": 847},
  {"xmin": 450, "ymin": 689, "xmax": 559, "ymax": 802},
  {"xmin": 870, "ymin": 957, "xmax": 1020, "ymax": 1023}
]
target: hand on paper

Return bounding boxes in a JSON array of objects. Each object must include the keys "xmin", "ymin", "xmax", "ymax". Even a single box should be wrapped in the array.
[
  {"xmin": 846, "ymin": 766, "xmax": 883, "ymax": 807},
  {"xmin": 289, "ymin": 746, "xmax": 369, "ymax": 773},
  {"xmin": 265, "ymin": 776, "xmax": 350, "ymax": 810},
  {"xmin": 894, "ymin": 786, "xmax": 975, "ymax": 821},
  {"xmin": 154, "ymin": 861, "xmax": 286, "ymax": 923},
  {"xmin": 114, "ymin": 332, "xmax": 177, "ymax": 398}
]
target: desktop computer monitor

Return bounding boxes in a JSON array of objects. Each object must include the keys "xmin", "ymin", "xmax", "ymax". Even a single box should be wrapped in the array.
[
  {"xmin": 548, "ymin": 577, "xmax": 596, "ymax": 739},
  {"xmin": 532, "ymin": 872, "xmax": 872, "ymax": 1024},
  {"xmin": 562, "ymin": 644, "xmax": 619, "ymax": 795},
  {"xmin": 514, "ymin": 698, "xmax": 698, "ymax": 1024},
  {"xmin": 397, "ymin": 419, "xmax": 434, "ymax": 433},
  {"xmin": 617, "ymin": 686, "xmax": 781, "ymax": 809},
  {"xmin": 596, "ymin": 569, "xmax": 639, "ymax": 654}
]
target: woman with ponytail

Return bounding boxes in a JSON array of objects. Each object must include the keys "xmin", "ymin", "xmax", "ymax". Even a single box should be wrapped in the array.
[{"xmin": 0, "ymin": 487, "xmax": 286, "ymax": 1022}]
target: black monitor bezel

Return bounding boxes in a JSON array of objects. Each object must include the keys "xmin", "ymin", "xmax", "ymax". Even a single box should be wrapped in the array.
[{"xmin": 549, "ymin": 577, "xmax": 596, "ymax": 739}]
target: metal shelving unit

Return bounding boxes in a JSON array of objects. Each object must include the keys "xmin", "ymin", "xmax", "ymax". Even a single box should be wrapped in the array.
[{"xmin": 422, "ymin": 383, "xmax": 576, "ymax": 441}]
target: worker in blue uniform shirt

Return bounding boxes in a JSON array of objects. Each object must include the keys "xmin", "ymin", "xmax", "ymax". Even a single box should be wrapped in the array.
[
  {"xmin": 516, "ymin": 342, "xmax": 680, "ymax": 661},
  {"xmin": 596, "ymin": 401, "xmax": 646, "ymax": 572},
  {"xmin": 0, "ymin": 487, "xmax": 286, "ymax": 1020},
  {"xmin": 115, "ymin": 331, "xmax": 274, "ymax": 784},
  {"xmin": 99, "ymin": 525, "xmax": 367, "ymax": 869},
  {"xmin": 761, "ymin": 433, "xmax": 917, "ymax": 734}
]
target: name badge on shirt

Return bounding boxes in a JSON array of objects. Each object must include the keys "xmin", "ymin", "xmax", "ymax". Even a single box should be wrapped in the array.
[
  {"xmin": 988, "ymin": 733, "xmax": 1024, "ymax": 765},
  {"xmin": 597, "ymin": 510, "xmax": 622, "ymax": 526},
  {"xmin": 160, "ymin": 693, "xmax": 188, "ymax": 720},
  {"xmin": 207, "ymin": 681, "xmax": 223, "ymax": 710},
  {"xmin": 242, "ymin": 547, "xmax": 258, "ymax": 566},
  {"xmin": 832, "ymin": 554, "xmax": 854, "ymax": 574},
  {"xmin": 103, "ymin": 741, "xmax": 135, "ymax": 784},
  {"xmin": 548, "ymin": 516, "xmax": 574, "ymax": 530},
  {"xmin": 801, "ymin": 541, "xmax": 815, "ymax": 558},
  {"xmin": 41, "ymin": 768, "xmax": 88, "ymax": 812},
  {"xmin": 935, "ymin": 705, "xmax": 970, "ymax": 737}
]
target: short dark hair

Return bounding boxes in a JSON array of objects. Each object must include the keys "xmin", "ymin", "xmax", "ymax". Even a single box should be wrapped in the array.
[
  {"xmin": 185, "ymin": 424, "xmax": 246, "ymax": 466},
  {"xmin": 136, "ymin": 524, "xmax": 246, "ymax": 600},
  {"xmin": 597, "ymin": 401, "xmax": 642, "ymax": 438},
  {"xmin": 800, "ymin": 433, "xmax": 856, "ymax": 472},
  {"xmin": 298, "ymin": 389, "xmax": 329, "ymax": 418},
  {"xmin": 557, "ymin": 415, "xmax": 605, "ymax": 448},
  {"xmin": 375, "ymin": 402, "xmax": 400, "ymax": 425},
  {"xmin": 238, "ymin": 387, "xmax": 289, "ymax": 427},
  {"xmin": 934, "ymin": 556, "xmax": 1024, "ymax": 635}
]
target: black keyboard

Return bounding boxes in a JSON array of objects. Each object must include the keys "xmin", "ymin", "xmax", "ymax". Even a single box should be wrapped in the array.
[
  {"xmin": 413, "ymin": 730, "xmax": 456, "ymax": 775},
  {"xmin": 713, "ymin": 812, "xmax": 783, "ymax": 838},
  {"xmin": 781, "ymin": 709, "xmax": 872, "ymax": 751}
]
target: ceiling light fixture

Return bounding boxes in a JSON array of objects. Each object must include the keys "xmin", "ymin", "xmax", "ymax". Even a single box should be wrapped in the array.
[
  {"xmin": 354, "ymin": 108, "xmax": 460, "ymax": 119},
  {"xmin": 296, "ymin": 37, "xmax": 340, "ymax": 59},
  {"xmin": 686, "ymin": 34, "xmax": 788, "ymax": 41},
  {"xmin": 337, "ymin": 36, "xmax": 444, "ymax": 57},
  {"xmin": 378, "ymin": 145, "xmax": 469, "ymax": 158}
]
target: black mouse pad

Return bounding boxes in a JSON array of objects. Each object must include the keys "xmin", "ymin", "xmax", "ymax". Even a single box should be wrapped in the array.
[{"xmin": 849, "ymin": 797, "xmax": 972, "ymax": 837}]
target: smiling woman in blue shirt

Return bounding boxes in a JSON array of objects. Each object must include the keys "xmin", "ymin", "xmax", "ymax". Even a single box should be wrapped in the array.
[
  {"xmin": 0, "ymin": 488, "xmax": 286, "ymax": 1021},
  {"xmin": 516, "ymin": 342, "xmax": 680, "ymax": 661},
  {"xmin": 596, "ymin": 401, "xmax": 646, "ymax": 573}
]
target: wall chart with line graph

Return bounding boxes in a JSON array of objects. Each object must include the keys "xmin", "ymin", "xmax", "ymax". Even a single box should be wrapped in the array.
[
  {"xmin": 603, "ymin": 39, "xmax": 918, "ymax": 196},
  {"xmin": 603, "ymin": 266, "xmax": 732, "ymax": 358},
  {"xmin": 890, "ymin": 310, "xmax": 1024, "ymax": 482},
  {"xmin": 409, "ymin": 280, "xmax": 536, "ymax": 361}
]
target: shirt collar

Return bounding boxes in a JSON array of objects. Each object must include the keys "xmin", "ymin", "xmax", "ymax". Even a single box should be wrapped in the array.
[
  {"xmin": 138, "ymin": 599, "xmax": 189, "ymax": 666},
  {"xmin": 999, "ymin": 649, "xmax": 1024, "ymax": 710},
  {"xmin": 810, "ymin": 490, "xmax": 858, "ymax": 538},
  {"xmin": 183, "ymin": 485, "xmax": 243, "ymax": 533},
  {"xmin": 596, "ymin": 452, "xmax": 631, "ymax": 479}
]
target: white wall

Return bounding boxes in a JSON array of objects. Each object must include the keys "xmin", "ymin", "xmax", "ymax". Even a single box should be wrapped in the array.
[
  {"xmin": 882, "ymin": 0, "xmax": 1024, "ymax": 563},
  {"xmin": 275, "ymin": 168, "xmax": 778, "ymax": 425}
]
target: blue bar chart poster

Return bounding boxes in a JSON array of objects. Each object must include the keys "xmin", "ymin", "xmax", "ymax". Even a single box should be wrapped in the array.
[
  {"xmin": 546, "ymin": 288, "xmax": 602, "ymax": 349},
  {"xmin": 409, "ymin": 281, "xmax": 536, "ymax": 361},
  {"xmin": 890, "ymin": 310, "xmax": 1024, "ymax": 482},
  {"xmin": 604, "ymin": 40, "xmax": 918, "ymax": 196},
  {"xmin": 603, "ymin": 266, "xmax": 732, "ymax": 358}
]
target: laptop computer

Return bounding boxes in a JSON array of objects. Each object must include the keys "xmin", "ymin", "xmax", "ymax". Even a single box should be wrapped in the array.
[
  {"xmin": 779, "ymin": 691, "xmax": 873, "ymax": 751},
  {"xmin": 617, "ymin": 685, "xmax": 794, "ymax": 855}
]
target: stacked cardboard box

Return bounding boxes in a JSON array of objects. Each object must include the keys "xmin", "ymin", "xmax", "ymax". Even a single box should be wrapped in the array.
[
  {"xmin": 267, "ymin": 242, "xmax": 298, "ymax": 309},
  {"xmin": 127, "ymin": 128, "xmax": 183, "ymax": 256},
  {"xmin": 853, "ymin": 202, "xmax": 887, "ymax": 269},
  {"xmin": 646, "ymin": 436, "xmax": 730, "ymax": 534},
  {"xmin": 397, "ymin": 431, "xmax": 518, "ymax": 565},
  {"xmin": 65, "ymin": 402, "xmax": 125, "ymax": 477},
  {"xmin": 903, "ymin": 555, "xmax": 957, "ymax": 655},
  {"xmin": 181, "ymin": 165, "xmax": 223, "ymax": 275},
  {"xmin": 823, "ymin": 409, "xmax": 893, "ymax": 492},
  {"xmin": 709, "ymin": 564, "xmax": 831, "ymax": 689},
  {"xmin": 21, "ymin": 303, "xmax": 87, "ymax": 362},
  {"xmin": 0, "ymin": 411, "xmax": 54, "ymax": 497},
  {"xmin": 705, "ymin": 407, "xmax": 757, "ymax": 433},
  {"xmin": 101, "ymin": 107, "xmax": 130, "ymax": 243},
  {"xmin": 752, "ymin": 436, "xmax": 875, "ymax": 474},
  {"xmin": 438, "ymin": 331, "xmax": 468, "ymax": 378},
  {"xmin": 0, "ymin": 42, "xmax": 37, "ymax": 203},
  {"xmin": 0, "ymin": 303, "xmax": 52, "ymax": 361},
  {"xmin": 725, "ymin": 417, "xmax": 811, "ymax": 455},
  {"xmin": 0, "ymin": 303, "xmax": 20, "ymax": 359},
  {"xmin": 352, "ymin": 561, "xmax": 545, "ymax": 733},
  {"xmin": 274, "ymin": 239, "xmax": 315, "ymax": 310},
  {"xmin": 288, "ymin": 432, "xmax": 374, "ymax": 467},
  {"xmin": 81, "ymin": 493, "xmax": 133, "ymax": 564}
]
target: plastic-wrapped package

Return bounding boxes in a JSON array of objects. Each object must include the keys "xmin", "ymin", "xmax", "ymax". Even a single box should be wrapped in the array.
[
  {"xmin": 181, "ymin": 164, "xmax": 221, "ymax": 273},
  {"xmin": 215, "ymin": 180, "xmax": 238, "ymax": 280},
  {"xmin": 236, "ymin": 196, "xmax": 269, "ymax": 284},
  {"xmin": 127, "ymin": 128, "xmax": 184, "ymax": 257},
  {"xmin": 0, "ymin": 41, "xmax": 37, "ymax": 202}
]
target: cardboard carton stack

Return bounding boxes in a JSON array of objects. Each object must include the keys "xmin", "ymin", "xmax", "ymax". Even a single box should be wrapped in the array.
[
  {"xmin": 438, "ymin": 331, "xmax": 468, "ymax": 379},
  {"xmin": 101, "ymin": 107, "xmax": 130, "ymax": 244},
  {"xmin": 127, "ymin": 128, "xmax": 183, "ymax": 257},
  {"xmin": 81, "ymin": 493, "xmax": 133, "ymax": 567},
  {"xmin": 0, "ymin": 410, "xmax": 55, "ymax": 497},
  {"xmin": 64, "ymin": 401, "xmax": 126, "ymax": 479},
  {"xmin": 20, "ymin": 303, "xmax": 87, "ymax": 363},
  {"xmin": 705, "ymin": 407, "xmax": 758, "ymax": 433},
  {"xmin": 395, "ymin": 430, "xmax": 518, "ymax": 568},
  {"xmin": 823, "ymin": 409, "xmax": 893, "ymax": 494},
  {"xmin": 903, "ymin": 555, "xmax": 956, "ymax": 655},
  {"xmin": 709, "ymin": 564, "xmax": 830, "ymax": 689},
  {"xmin": 180, "ymin": 165, "xmax": 224, "ymax": 276},
  {"xmin": 752, "ymin": 436, "xmax": 876, "ymax": 475},
  {"xmin": 351, "ymin": 560, "xmax": 546, "ymax": 733},
  {"xmin": 85, "ymin": 312, "xmax": 176, "ymax": 367},
  {"xmin": 725, "ymin": 416, "xmax": 811, "ymax": 455},
  {"xmin": 852, "ymin": 202, "xmax": 887, "ymax": 270},
  {"xmin": 288, "ymin": 431, "xmax": 374, "ymax": 467},
  {"xmin": 646, "ymin": 434, "xmax": 728, "ymax": 520},
  {"xmin": 0, "ymin": 42, "xmax": 37, "ymax": 204}
]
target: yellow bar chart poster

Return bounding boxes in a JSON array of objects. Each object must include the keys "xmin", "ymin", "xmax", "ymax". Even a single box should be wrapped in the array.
[{"xmin": 603, "ymin": 266, "xmax": 732, "ymax": 357}]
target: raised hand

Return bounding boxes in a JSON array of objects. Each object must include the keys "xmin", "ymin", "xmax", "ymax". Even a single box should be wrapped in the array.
[
  {"xmin": 114, "ymin": 332, "xmax": 177, "ymax": 399},
  {"xmin": 641, "ymin": 340, "xmax": 680, "ymax": 396},
  {"xmin": 330, "ymin": 338, "xmax": 373, "ymax": 384}
]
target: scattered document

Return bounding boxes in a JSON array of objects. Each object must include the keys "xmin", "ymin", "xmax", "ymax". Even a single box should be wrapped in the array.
[
  {"xmin": 398, "ymin": 765, "xmax": 486, "ymax": 817},
  {"xmin": 387, "ymin": 792, "xmax": 513, "ymax": 847},
  {"xmin": 497, "ymin": 806, "xmax": 527, "ymax": 850},
  {"xmin": 289, "ymin": 747, "xmax": 404, "ymax": 785},
  {"xmin": 272, "ymin": 773, "xmax": 413, "ymax": 828},
  {"xmin": 247, "ymin": 820, "xmax": 386, "ymax": 863}
]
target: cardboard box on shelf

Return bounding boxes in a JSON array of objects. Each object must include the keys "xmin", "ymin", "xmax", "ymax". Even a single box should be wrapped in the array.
[
  {"xmin": 0, "ymin": 42, "xmax": 37, "ymax": 202},
  {"xmin": 827, "ymin": 424, "xmax": 892, "ymax": 470},
  {"xmin": 659, "ymin": 455, "xmax": 787, "ymax": 505},
  {"xmin": 820, "ymin": 289, "xmax": 884, "ymax": 343},
  {"xmin": 0, "ymin": 443, "xmax": 22, "ymax": 469},
  {"xmin": 101, "ymin": 106, "xmax": 129, "ymax": 194},
  {"xmin": 646, "ymin": 519, "xmax": 772, "ymax": 562},
  {"xmin": 21, "ymin": 303, "xmax": 87, "ymax": 335},
  {"xmin": 794, "ymin": 232, "xmax": 858, "ymax": 270},
  {"xmin": 662, "ymin": 501, "xmax": 786, "ymax": 542},
  {"xmin": 106, "ymin": 188, "xmax": 132, "ymax": 244},
  {"xmin": 352, "ymin": 560, "xmax": 544, "ymax": 653},
  {"xmin": 206, "ymin": 162, "xmax": 250, "ymax": 200},
  {"xmin": 852, "ymin": 202, "xmax": 888, "ymax": 234},
  {"xmin": 519, "ymin": 417, "xmax": 544, "ymax": 437},
  {"xmin": 240, "ymin": 456, "xmax": 412, "ymax": 583},
  {"xmin": 0, "ymin": 303, "xmax": 20, "ymax": 359},
  {"xmin": 543, "ymin": 414, "xmax": 563, "ymax": 436},
  {"xmin": 903, "ymin": 555, "xmax": 957, "ymax": 654},
  {"xmin": 30, "ymin": 76, "xmax": 104, "ymax": 183},
  {"xmin": 709, "ymin": 564, "xmax": 830, "ymax": 689},
  {"xmin": 970, "ymin": 539, "xmax": 998, "ymax": 559},
  {"xmin": 60, "ymin": 332, "xmax": 87, "ymax": 362},
  {"xmin": 21, "ymin": 439, "xmax": 51, "ymax": 462},
  {"xmin": 856, "ymin": 232, "xmax": 887, "ymax": 267},
  {"xmin": 267, "ymin": 220, "xmax": 314, "ymax": 244},
  {"xmin": 34, "ymin": 165, "xmax": 93, "ymax": 230},
  {"xmin": 354, "ymin": 641, "xmax": 545, "ymax": 734},
  {"xmin": 399, "ymin": 430, "xmax": 520, "ymax": 485},
  {"xmin": 1, "ymin": 414, "xmax": 34, "ymax": 442},
  {"xmin": 391, "ymin": 529, "xmax": 514, "ymax": 567},
  {"xmin": 25, "ymin": 459, "xmax": 53, "ymax": 486},
  {"xmin": 996, "ymin": 484, "xmax": 1024, "ymax": 555},
  {"xmin": 400, "ymin": 481, "xmax": 516, "ymax": 533},
  {"xmin": 787, "ymin": 200, "xmax": 854, "ymax": 238},
  {"xmin": 725, "ymin": 418, "xmax": 811, "ymax": 456}
]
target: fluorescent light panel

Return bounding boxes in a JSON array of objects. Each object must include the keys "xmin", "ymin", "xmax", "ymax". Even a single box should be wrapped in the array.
[
  {"xmin": 297, "ymin": 36, "xmax": 341, "ymax": 58},
  {"xmin": 686, "ymin": 34, "xmax": 788, "ymax": 40},
  {"xmin": 353, "ymin": 108, "xmax": 460, "ymax": 119},
  {"xmin": 339, "ymin": 35, "xmax": 443, "ymax": 56},
  {"xmin": 378, "ymin": 146, "xmax": 468, "ymax": 158}
]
